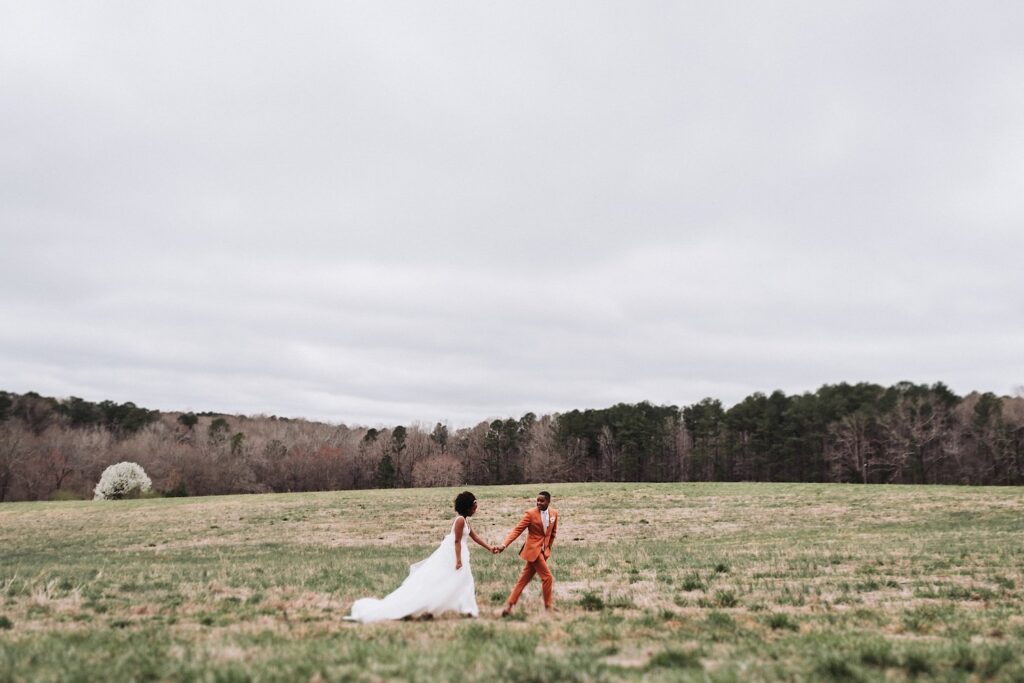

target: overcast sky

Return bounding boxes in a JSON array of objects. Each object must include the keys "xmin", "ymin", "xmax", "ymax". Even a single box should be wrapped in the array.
[{"xmin": 2, "ymin": 2, "xmax": 1022, "ymax": 427}]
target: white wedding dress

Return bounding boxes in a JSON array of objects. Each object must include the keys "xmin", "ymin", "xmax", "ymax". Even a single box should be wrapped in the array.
[{"xmin": 345, "ymin": 516, "xmax": 479, "ymax": 623}]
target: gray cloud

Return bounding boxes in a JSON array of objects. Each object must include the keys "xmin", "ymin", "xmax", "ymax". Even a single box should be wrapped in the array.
[{"xmin": 2, "ymin": 2, "xmax": 1023, "ymax": 425}]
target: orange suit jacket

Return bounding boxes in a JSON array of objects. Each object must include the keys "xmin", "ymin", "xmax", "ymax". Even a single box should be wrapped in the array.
[{"xmin": 503, "ymin": 507, "xmax": 558, "ymax": 562}]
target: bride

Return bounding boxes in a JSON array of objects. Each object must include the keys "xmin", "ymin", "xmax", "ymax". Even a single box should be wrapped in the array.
[{"xmin": 345, "ymin": 491, "xmax": 497, "ymax": 623}]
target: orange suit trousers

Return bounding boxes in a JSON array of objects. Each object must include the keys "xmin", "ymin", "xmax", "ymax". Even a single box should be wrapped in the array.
[{"xmin": 507, "ymin": 553, "xmax": 553, "ymax": 608}]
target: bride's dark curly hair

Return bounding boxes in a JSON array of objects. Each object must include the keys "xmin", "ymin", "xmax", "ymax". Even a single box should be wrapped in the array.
[{"xmin": 454, "ymin": 491, "xmax": 477, "ymax": 517}]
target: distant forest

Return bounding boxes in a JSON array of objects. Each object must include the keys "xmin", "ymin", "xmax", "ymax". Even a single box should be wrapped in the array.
[{"xmin": 1, "ymin": 382, "xmax": 1023, "ymax": 502}]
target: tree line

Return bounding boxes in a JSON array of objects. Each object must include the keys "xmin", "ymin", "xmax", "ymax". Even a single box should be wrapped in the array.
[{"xmin": 1, "ymin": 382, "xmax": 1022, "ymax": 502}]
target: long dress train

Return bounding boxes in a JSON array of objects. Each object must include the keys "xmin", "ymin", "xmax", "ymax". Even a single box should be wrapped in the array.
[{"xmin": 345, "ymin": 516, "xmax": 479, "ymax": 623}]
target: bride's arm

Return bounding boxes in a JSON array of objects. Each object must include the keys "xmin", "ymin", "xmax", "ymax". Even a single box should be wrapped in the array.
[
  {"xmin": 453, "ymin": 516, "xmax": 465, "ymax": 570},
  {"xmin": 468, "ymin": 527, "xmax": 494, "ymax": 553}
]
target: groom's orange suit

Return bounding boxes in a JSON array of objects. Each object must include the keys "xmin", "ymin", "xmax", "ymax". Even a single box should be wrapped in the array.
[{"xmin": 503, "ymin": 507, "xmax": 558, "ymax": 609}]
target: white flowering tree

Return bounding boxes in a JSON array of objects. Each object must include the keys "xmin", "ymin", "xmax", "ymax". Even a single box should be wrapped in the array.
[{"xmin": 93, "ymin": 461, "xmax": 152, "ymax": 500}]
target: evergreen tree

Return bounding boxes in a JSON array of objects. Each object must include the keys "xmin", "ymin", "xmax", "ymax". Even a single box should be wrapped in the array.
[{"xmin": 376, "ymin": 453, "xmax": 396, "ymax": 488}]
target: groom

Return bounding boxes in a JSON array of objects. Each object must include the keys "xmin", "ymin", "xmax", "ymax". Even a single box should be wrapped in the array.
[{"xmin": 496, "ymin": 491, "xmax": 558, "ymax": 616}]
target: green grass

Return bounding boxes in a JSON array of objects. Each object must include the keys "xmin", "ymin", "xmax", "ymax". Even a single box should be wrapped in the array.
[{"xmin": 2, "ymin": 482, "xmax": 1024, "ymax": 681}]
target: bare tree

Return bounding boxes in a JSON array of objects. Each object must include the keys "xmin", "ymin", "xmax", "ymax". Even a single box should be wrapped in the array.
[
  {"xmin": 0, "ymin": 425, "xmax": 31, "ymax": 501},
  {"xmin": 411, "ymin": 455, "xmax": 463, "ymax": 487},
  {"xmin": 12, "ymin": 394, "xmax": 56, "ymax": 436},
  {"xmin": 522, "ymin": 414, "xmax": 570, "ymax": 483},
  {"xmin": 825, "ymin": 412, "xmax": 878, "ymax": 483},
  {"xmin": 877, "ymin": 393, "xmax": 953, "ymax": 484}
]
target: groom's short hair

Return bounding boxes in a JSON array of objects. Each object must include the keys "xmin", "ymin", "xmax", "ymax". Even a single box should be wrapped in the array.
[{"xmin": 538, "ymin": 491, "xmax": 551, "ymax": 501}]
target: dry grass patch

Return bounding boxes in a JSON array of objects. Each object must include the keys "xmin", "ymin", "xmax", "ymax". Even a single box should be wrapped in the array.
[{"xmin": 3, "ymin": 482, "xmax": 1024, "ymax": 681}]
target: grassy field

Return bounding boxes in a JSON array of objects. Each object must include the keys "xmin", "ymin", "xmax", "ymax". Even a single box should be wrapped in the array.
[{"xmin": 2, "ymin": 482, "xmax": 1024, "ymax": 682}]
